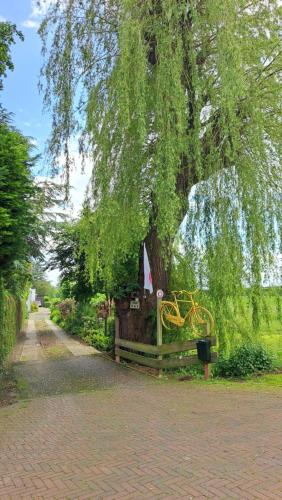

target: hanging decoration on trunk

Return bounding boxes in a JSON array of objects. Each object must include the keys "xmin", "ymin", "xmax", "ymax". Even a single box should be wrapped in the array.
[{"xmin": 144, "ymin": 243, "xmax": 153, "ymax": 294}]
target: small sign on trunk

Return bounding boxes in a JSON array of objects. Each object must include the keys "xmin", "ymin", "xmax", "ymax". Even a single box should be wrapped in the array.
[{"xmin": 130, "ymin": 298, "xmax": 140, "ymax": 309}]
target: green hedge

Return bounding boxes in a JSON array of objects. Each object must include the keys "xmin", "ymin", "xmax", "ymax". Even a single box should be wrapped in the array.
[{"xmin": 0, "ymin": 283, "xmax": 25, "ymax": 367}]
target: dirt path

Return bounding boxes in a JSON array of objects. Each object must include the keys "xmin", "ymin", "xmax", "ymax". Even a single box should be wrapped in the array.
[{"xmin": 0, "ymin": 310, "xmax": 281, "ymax": 498}]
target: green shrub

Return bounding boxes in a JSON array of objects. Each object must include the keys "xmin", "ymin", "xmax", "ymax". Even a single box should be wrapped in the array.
[
  {"xmin": 84, "ymin": 329, "xmax": 114, "ymax": 352},
  {"xmin": 50, "ymin": 307, "xmax": 64, "ymax": 325},
  {"xmin": 50, "ymin": 298, "xmax": 76, "ymax": 328},
  {"xmin": 30, "ymin": 302, "xmax": 39, "ymax": 312},
  {"xmin": 58, "ymin": 298, "xmax": 76, "ymax": 319},
  {"xmin": 44, "ymin": 295, "xmax": 51, "ymax": 308},
  {"xmin": 90, "ymin": 293, "xmax": 107, "ymax": 307},
  {"xmin": 214, "ymin": 344, "xmax": 273, "ymax": 378},
  {"xmin": 49, "ymin": 294, "xmax": 115, "ymax": 352},
  {"xmin": 0, "ymin": 285, "xmax": 24, "ymax": 368},
  {"xmin": 50, "ymin": 310, "xmax": 61, "ymax": 323},
  {"xmin": 77, "ymin": 312, "xmax": 115, "ymax": 352},
  {"xmin": 49, "ymin": 297, "xmax": 61, "ymax": 307}
]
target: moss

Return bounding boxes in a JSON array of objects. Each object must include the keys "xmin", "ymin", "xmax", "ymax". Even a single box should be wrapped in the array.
[
  {"xmin": 35, "ymin": 319, "xmax": 72, "ymax": 359},
  {"xmin": 44, "ymin": 345, "xmax": 72, "ymax": 359},
  {"xmin": 15, "ymin": 376, "xmax": 29, "ymax": 399}
]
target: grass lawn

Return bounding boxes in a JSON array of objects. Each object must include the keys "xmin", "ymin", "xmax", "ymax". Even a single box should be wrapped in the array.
[{"xmin": 199, "ymin": 373, "xmax": 282, "ymax": 390}]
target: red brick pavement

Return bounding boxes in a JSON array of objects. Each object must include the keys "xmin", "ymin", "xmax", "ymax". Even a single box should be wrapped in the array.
[{"xmin": 0, "ymin": 382, "xmax": 281, "ymax": 499}]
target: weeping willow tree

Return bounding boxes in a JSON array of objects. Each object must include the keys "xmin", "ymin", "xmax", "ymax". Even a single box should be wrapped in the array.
[{"xmin": 40, "ymin": 0, "xmax": 281, "ymax": 345}]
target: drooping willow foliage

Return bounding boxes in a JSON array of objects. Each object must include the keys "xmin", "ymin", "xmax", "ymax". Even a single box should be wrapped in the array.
[{"xmin": 40, "ymin": 0, "xmax": 281, "ymax": 347}]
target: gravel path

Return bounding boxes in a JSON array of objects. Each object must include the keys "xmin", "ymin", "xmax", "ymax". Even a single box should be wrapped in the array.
[
  {"xmin": 13, "ymin": 309, "xmax": 154, "ymax": 399},
  {"xmin": 19, "ymin": 308, "xmax": 99, "ymax": 359},
  {"xmin": 19, "ymin": 317, "xmax": 43, "ymax": 361}
]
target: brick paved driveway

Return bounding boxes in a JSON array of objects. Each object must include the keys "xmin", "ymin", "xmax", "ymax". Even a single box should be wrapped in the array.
[{"xmin": 0, "ymin": 313, "xmax": 281, "ymax": 499}]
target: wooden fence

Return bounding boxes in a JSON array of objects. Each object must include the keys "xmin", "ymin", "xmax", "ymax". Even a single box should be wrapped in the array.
[
  {"xmin": 114, "ymin": 295, "xmax": 217, "ymax": 378},
  {"xmin": 115, "ymin": 335, "xmax": 217, "ymax": 370}
]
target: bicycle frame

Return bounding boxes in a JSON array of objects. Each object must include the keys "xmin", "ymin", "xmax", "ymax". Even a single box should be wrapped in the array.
[
  {"xmin": 160, "ymin": 289, "xmax": 214, "ymax": 333},
  {"xmin": 171, "ymin": 290, "xmax": 199, "ymax": 322}
]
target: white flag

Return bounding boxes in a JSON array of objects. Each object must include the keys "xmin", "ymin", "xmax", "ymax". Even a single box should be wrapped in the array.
[{"xmin": 144, "ymin": 243, "xmax": 153, "ymax": 294}]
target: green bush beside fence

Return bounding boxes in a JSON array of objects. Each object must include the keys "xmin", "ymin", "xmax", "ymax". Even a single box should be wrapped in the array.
[{"xmin": 214, "ymin": 344, "xmax": 273, "ymax": 378}]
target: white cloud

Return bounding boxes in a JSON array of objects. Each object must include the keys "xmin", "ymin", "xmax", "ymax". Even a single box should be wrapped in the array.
[
  {"xmin": 22, "ymin": 0, "xmax": 60, "ymax": 29},
  {"xmin": 22, "ymin": 19, "xmax": 39, "ymax": 29},
  {"xmin": 67, "ymin": 165, "xmax": 92, "ymax": 216},
  {"xmin": 46, "ymin": 267, "xmax": 60, "ymax": 286},
  {"xmin": 37, "ymin": 141, "xmax": 93, "ymax": 218},
  {"xmin": 30, "ymin": 0, "xmax": 58, "ymax": 18},
  {"xmin": 0, "ymin": 15, "xmax": 6, "ymax": 22},
  {"xmin": 30, "ymin": 138, "xmax": 38, "ymax": 147},
  {"xmin": 61, "ymin": 155, "xmax": 93, "ymax": 217},
  {"xmin": 23, "ymin": 121, "xmax": 31, "ymax": 127}
]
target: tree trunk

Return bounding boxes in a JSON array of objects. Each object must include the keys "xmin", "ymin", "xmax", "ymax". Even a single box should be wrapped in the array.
[
  {"xmin": 115, "ymin": 226, "xmax": 170, "ymax": 344},
  {"xmin": 114, "ymin": 156, "xmax": 194, "ymax": 343},
  {"xmin": 114, "ymin": 5, "xmax": 196, "ymax": 344}
]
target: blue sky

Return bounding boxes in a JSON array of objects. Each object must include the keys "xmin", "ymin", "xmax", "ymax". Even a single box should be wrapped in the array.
[
  {"xmin": 0, "ymin": 0, "xmax": 91, "ymax": 184},
  {"xmin": 0, "ymin": 0, "xmax": 91, "ymax": 284},
  {"xmin": 0, "ymin": 0, "xmax": 51, "ymax": 166}
]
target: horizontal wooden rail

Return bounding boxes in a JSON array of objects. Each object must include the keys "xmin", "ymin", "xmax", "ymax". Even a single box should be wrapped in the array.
[
  {"xmin": 115, "ymin": 348, "xmax": 160, "ymax": 368},
  {"xmin": 115, "ymin": 336, "xmax": 216, "ymax": 356},
  {"xmin": 115, "ymin": 338, "xmax": 159, "ymax": 354},
  {"xmin": 159, "ymin": 336, "xmax": 216, "ymax": 355},
  {"xmin": 159, "ymin": 352, "xmax": 217, "ymax": 368},
  {"xmin": 115, "ymin": 347, "xmax": 217, "ymax": 369}
]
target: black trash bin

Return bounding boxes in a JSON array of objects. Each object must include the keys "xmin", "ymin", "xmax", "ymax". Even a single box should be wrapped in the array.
[{"xmin": 196, "ymin": 338, "xmax": 211, "ymax": 363}]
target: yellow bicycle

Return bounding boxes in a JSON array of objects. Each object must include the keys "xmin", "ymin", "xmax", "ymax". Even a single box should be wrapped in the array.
[{"xmin": 160, "ymin": 289, "xmax": 214, "ymax": 336}]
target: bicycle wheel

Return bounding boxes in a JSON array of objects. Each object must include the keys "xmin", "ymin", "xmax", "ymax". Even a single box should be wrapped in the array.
[
  {"xmin": 189, "ymin": 306, "xmax": 214, "ymax": 336},
  {"xmin": 160, "ymin": 301, "xmax": 181, "ymax": 330}
]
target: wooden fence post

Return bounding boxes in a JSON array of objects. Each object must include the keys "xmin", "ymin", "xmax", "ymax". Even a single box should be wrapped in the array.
[
  {"xmin": 156, "ymin": 295, "xmax": 163, "ymax": 378},
  {"xmin": 204, "ymin": 322, "xmax": 210, "ymax": 380},
  {"xmin": 115, "ymin": 316, "xmax": 120, "ymax": 363}
]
